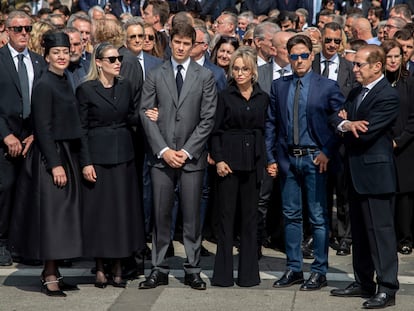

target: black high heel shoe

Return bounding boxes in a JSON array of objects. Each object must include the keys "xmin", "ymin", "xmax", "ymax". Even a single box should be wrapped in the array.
[
  {"xmin": 56, "ymin": 271, "xmax": 79, "ymax": 291},
  {"xmin": 109, "ymin": 276, "xmax": 127, "ymax": 288},
  {"xmin": 41, "ymin": 279, "xmax": 67, "ymax": 297},
  {"xmin": 94, "ymin": 280, "xmax": 108, "ymax": 288}
]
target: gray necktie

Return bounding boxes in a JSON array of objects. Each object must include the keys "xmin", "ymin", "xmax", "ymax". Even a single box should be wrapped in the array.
[
  {"xmin": 293, "ymin": 79, "xmax": 301, "ymax": 145},
  {"xmin": 356, "ymin": 87, "xmax": 369, "ymax": 110},
  {"xmin": 18, "ymin": 54, "xmax": 30, "ymax": 119},
  {"xmin": 278, "ymin": 68, "xmax": 286, "ymax": 78},
  {"xmin": 322, "ymin": 60, "xmax": 330, "ymax": 77},
  {"xmin": 176, "ymin": 64, "xmax": 183, "ymax": 97}
]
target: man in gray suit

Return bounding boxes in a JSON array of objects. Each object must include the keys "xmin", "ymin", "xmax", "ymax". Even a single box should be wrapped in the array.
[{"xmin": 139, "ymin": 22, "xmax": 217, "ymax": 290}]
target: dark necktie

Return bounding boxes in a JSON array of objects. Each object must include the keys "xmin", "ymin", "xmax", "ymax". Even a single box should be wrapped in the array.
[
  {"xmin": 322, "ymin": 60, "xmax": 330, "ymax": 77},
  {"xmin": 18, "ymin": 54, "xmax": 30, "ymax": 119},
  {"xmin": 176, "ymin": 64, "xmax": 183, "ymax": 97},
  {"xmin": 278, "ymin": 68, "xmax": 286, "ymax": 78},
  {"xmin": 356, "ymin": 87, "xmax": 369, "ymax": 110},
  {"xmin": 293, "ymin": 79, "xmax": 301, "ymax": 145}
]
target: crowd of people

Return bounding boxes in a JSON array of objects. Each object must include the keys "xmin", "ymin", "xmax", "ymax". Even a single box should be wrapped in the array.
[{"xmin": 0, "ymin": 0, "xmax": 414, "ymax": 309}]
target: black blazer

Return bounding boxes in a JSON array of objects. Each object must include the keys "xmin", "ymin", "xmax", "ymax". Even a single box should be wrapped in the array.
[
  {"xmin": 32, "ymin": 70, "xmax": 82, "ymax": 170},
  {"xmin": 391, "ymin": 76, "xmax": 414, "ymax": 193},
  {"xmin": 0, "ymin": 46, "xmax": 45, "ymax": 142},
  {"xmin": 312, "ymin": 53, "xmax": 359, "ymax": 98},
  {"xmin": 76, "ymin": 78, "xmax": 137, "ymax": 167},
  {"xmin": 344, "ymin": 78, "xmax": 399, "ymax": 195},
  {"xmin": 211, "ymin": 82, "xmax": 269, "ymax": 174}
]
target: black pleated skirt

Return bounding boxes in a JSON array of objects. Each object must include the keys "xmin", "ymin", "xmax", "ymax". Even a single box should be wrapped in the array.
[
  {"xmin": 81, "ymin": 160, "xmax": 145, "ymax": 258},
  {"xmin": 10, "ymin": 141, "xmax": 83, "ymax": 260}
]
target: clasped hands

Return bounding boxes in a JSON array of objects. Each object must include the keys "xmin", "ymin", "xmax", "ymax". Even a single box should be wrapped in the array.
[
  {"xmin": 338, "ymin": 109, "xmax": 369, "ymax": 138},
  {"xmin": 163, "ymin": 149, "xmax": 188, "ymax": 168},
  {"xmin": 3, "ymin": 134, "xmax": 33, "ymax": 157}
]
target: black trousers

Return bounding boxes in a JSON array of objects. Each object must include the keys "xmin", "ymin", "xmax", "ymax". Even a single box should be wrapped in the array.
[
  {"xmin": 212, "ymin": 170, "xmax": 260, "ymax": 287},
  {"xmin": 395, "ymin": 192, "xmax": 414, "ymax": 246},
  {"xmin": 350, "ymin": 189, "xmax": 399, "ymax": 295}
]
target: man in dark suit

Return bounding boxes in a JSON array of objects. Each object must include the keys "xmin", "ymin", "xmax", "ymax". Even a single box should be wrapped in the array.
[
  {"xmin": 331, "ymin": 45, "xmax": 400, "ymax": 309},
  {"xmin": 138, "ymin": 22, "xmax": 217, "ymax": 290},
  {"xmin": 0, "ymin": 11, "xmax": 45, "ymax": 266},
  {"xmin": 312, "ymin": 22, "xmax": 358, "ymax": 256},
  {"xmin": 110, "ymin": 0, "xmax": 141, "ymax": 18},
  {"xmin": 265, "ymin": 34, "xmax": 344, "ymax": 291}
]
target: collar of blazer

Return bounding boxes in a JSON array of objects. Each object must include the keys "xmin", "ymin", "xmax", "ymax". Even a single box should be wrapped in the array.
[
  {"xmin": 161, "ymin": 60, "xmax": 200, "ymax": 106},
  {"xmin": 92, "ymin": 78, "xmax": 124, "ymax": 109}
]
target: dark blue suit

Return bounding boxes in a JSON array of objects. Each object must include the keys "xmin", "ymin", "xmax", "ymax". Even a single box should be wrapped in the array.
[
  {"xmin": 142, "ymin": 52, "xmax": 163, "ymax": 78},
  {"xmin": 202, "ymin": 58, "xmax": 227, "ymax": 92},
  {"xmin": 110, "ymin": 0, "xmax": 141, "ymax": 18},
  {"xmin": 265, "ymin": 71, "xmax": 344, "ymax": 275}
]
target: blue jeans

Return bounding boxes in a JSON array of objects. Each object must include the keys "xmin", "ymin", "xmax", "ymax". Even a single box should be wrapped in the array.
[{"xmin": 280, "ymin": 151, "xmax": 329, "ymax": 275}]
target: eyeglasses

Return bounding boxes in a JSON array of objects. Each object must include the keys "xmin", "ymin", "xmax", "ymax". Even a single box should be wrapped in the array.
[
  {"xmin": 7, "ymin": 25, "xmax": 32, "ymax": 33},
  {"xmin": 352, "ymin": 61, "xmax": 369, "ymax": 68},
  {"xmin": 232, "ymin": 66, "xmax": 251, "ymax": 74},
  {"xmin": 144, "ymin": 34, "xmax": 155, "ymax": 41},
  {"xmin": 194, "ymin": 41, "xmax": 206, "ymax": 45},
  {"xmin": 243, "ymin": 38, "xmax": 253, "ymax": 45},
  {"xmin": 289, "ymin": 53, "xmax": 310, "ymax": 60},
  {"xmin": 344, "ymin": 49, "xmax": 356, "ymax": 54},
  {"xmin": 98, "ymin": 55, "xmax": 123, "ymax": 63},
  {"xmin": 128, "ymin": 34, "xmax": 145, "ymax": 40},
  {"xmin": 384, "ymin": 24, "xmax": 399, "ymax": 30},
  {"xmin": 324, "ymin": 37, "xmax": 341, "ymax": 44}
]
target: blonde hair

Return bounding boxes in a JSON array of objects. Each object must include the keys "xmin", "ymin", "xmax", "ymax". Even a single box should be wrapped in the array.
[
  {"xmin": 93, "ymin": 19, "xmax": 124, "ymax": 48},
  {"xmin": 85, "ymin": 42, "xmax": 114, "ymax": 81},
  {"xmin": 28, "ymin": 21, "xmax": 55, "ymax": 55},
  {"xmin": 228, "ymin": 46, "xmax": 258, "ymax": 83}
]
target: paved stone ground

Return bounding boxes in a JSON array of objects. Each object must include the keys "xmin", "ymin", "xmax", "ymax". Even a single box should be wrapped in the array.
[{"xmin": 1, "ymin": 241, "xmax": 413, "ymax": 311}]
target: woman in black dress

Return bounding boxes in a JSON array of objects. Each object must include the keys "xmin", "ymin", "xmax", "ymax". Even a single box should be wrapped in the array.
[
  {"xmin": 382, "ymin": 39, "xmax": 414, "ymax": 255},
  {"xmin": 76, "ymin": 42, "xmax": 145, "ymax": 288},
  {"xmin": 211, "ymin": 47, "xmax": 269, "ymax": 287},
  {"xmin": 10, "ymin": 31, "xmax": 83, "ymax": 297}
]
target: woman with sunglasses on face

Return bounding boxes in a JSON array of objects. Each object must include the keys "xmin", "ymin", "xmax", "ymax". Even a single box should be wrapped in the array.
[
  {"xmin": 211, "ymin": 47, "xmax": 269, "ymax": 287},
  {"xmin": 382, "ymin": 39, "xmax": 414, "ymax": 256},
  {"xmin": 10, "ymin": 31, "xmax": 83, "ymax": 297},
  {"xmin": 76, "ymin": 42, "xmax": 145, "ymax": 288},
  {"xmin": 142, "ymin": 23, "xmax": 164, "ymax": 59}
]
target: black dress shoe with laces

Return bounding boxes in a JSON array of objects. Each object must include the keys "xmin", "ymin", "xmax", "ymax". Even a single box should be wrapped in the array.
[
  {"xmin": 362, "ymin": 292, "xmax": 395, "ymax": 309},
  {"xmin": 331, "ymin": 282, "xmax": 375, "ymax": 298},
  {"xmin": 273, "ymin": 270, "xmax": 304, "ymax": 288},
  {"xmin": 139, "ymin": 270, "xmax": 169, "ymax": 289},
  {"xmin": 184, "ymin": 273, "xmax": 206, "ymax": 290},
  {"xmin": 300, "ymin": 272, "xmax": 327, "ymax": 291},
  {"xmin": 336, "ymin": 240, "xmax": 351, "ymax": 256}
]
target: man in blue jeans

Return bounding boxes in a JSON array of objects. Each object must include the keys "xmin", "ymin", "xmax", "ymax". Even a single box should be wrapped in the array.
[{"xmin": 265, "ymin": 34, "xmax": 344, "ymax": 290}]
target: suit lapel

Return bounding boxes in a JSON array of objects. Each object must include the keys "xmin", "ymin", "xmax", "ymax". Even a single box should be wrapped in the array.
[
  {"xmin": 178, "ymin": 61, "xmax": 199, "ymax": 107},
  {"xmin": 94, "ymin": 80, "xmax": 118, "ymax": 110},
  {"xmin": 1, "ymin": 47, "xmax": 22, "ymax": 94},
  {"xmin": 161, "ymin": 61, "xmax": 179, "ymax": 106},
  {"xmin": 312, "ymin": 54, "xmax": 321, "ymax": 74}
]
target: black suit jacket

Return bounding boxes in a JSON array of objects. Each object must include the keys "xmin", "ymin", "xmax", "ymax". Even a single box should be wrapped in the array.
[
  {"xmin": 312, "ymin": 53, "xmax": 358, "ymax": 98},
  {"xmin": 76, "ymin": 78, "xmax": 137, "ymax": 167},
  {"xmin": 0, "ymin": 46, "xmax": 45, "ymax": 142},
  {"xmin": 110, "ymin": 0, "xmax": 140, "ymax": 18},
  {"xmin": 343, "ymin": 77, "xmax": 399, "ymax": 195}
]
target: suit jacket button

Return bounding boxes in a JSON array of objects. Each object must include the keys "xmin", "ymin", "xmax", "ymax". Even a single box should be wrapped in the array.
[{"xmin": 19, "ymin": 114, "xmax": 23, "ymax": 118}]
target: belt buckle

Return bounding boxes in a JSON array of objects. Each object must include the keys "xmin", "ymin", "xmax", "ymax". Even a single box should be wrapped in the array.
[{"xmin": 292, "ymin": 148, "xmax": 303, "ymax": 156}]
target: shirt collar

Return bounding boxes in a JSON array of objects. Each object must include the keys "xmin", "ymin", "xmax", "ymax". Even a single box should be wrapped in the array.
[
  {"xmin": 195, "ymin": 55, "xmax": 205, "ymax": 66},
  {"xmin": 8, "ymin": 44, "xmax": 29, "ymax": 58},
  {"xmin": 171, "ymin": 56, "xmax": 191, "ymax": 72},
  {"xmin": 364, "ymin": 74, "xmax": 385, "ymax": 90},
  {"xmin": 320, "ymin": 52, "xmax": 339, "ymax": 64}
]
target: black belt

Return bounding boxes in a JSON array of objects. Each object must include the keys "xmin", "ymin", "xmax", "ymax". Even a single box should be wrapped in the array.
[{"xmin": 288, "ymin": 146, "xmax": 319, "ymax": 157}]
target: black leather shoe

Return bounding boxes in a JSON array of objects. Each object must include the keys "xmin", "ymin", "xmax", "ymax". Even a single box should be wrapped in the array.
[
  {"xmin": 362, "ymin": 292, "xmax": 395, "ymax": 309},
  {"xmin": 398, "ymin": 243, "xmax": 412, "ymax": 255},
  {"xmin": 41, "ymin": 279, "xmax": 67, "ymax": 297},
  {"xmin": 300, "ymin": 272, "xmax": 327, "ymax": 291},
  {"xmin": 331, "ymin": 282, "xmax": 375, "ymax": 298},
  {"xmin": 184, "ymin": 273, "xmax": 206, "ymax": 290},
  {"xmin": 302, "ymin": 237, "xmax": 314, "ymax": 259},
  {"xmin": 273, "ymin": 270, "xmax": 304, "ymax": 288},
  {"xmin": 139, "ymin": 270, "xmax": 168, "ymax": 289},
  {"xmin": 336, "ymin": 240, "xmax": 351, "ymax": 256},
  {"xmin": 58, "ymin": 277, "xmax": 79, "ymax": 291}
]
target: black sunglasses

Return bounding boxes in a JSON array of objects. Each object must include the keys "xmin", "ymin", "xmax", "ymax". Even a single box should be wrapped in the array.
[
  {"xmin": 99, "ymin": 55, "xmax": 123, "ymax": 63},
  {"xmin": 129, "ymin": 34, "xmax": 145, "ymax": 40},
  {"xmin": 324, "ymin": 37, "xmax": 341, "ymax": 44},
  {"xmin": 290, "ymin": 53, "xmax": 310, "ymax": 60},
  {"xmin": 8, "ymin": 25, "xmax": 32, "ymax": 33},
  {"xmin": 243, "ymin": 38, "xmax": 253, "ymax": 45},
  {"xmin": 145, "ymin": 34, "xmax": 155, "ymax": 41}
]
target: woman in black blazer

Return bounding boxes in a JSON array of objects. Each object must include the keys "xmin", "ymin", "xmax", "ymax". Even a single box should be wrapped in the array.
[
  {"xmin": 382, "ymin": 39, "xmax": 414, "ymax": 255},
  {"xmin": 76, "ymin": 42, "xmax": 145, "ymax": 288},
  {"xmin": 211, "ymin": 47, "xmax": 269, "ymax": 287},
  {"xmin": 10, "ymin": 31, "xmax": 82, "ymax": 297}
]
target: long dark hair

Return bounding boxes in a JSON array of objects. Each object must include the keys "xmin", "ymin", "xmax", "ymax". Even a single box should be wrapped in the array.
[{"xmin": 381, "ymin": 39, "xmax": 409, "ymax": 86}]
